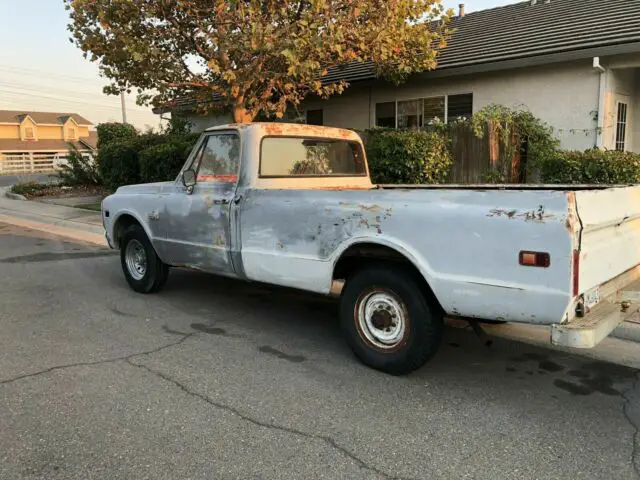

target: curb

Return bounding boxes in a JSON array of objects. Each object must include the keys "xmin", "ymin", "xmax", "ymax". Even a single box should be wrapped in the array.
[
  {"xmin": 0, "ymin": 214, "xmax": 107, "ymax": 247},
  {"xmin": 4, "ymin": 191, "xmax": 26, "ymax": 201},
  {"xmin": 611, "ymin": 321, "xmax": 640, "ymax": 343}
]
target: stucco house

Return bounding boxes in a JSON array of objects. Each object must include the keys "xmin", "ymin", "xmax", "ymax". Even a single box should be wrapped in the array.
[{"xmin": 161, "ymin": 0, "xmax": 640, "ymax": 153}]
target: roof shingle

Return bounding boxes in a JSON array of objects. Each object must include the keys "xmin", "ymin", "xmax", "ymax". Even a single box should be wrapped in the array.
[{"xmin": 0, "ymin": 110, "xmax": 93, "ymax": 126}]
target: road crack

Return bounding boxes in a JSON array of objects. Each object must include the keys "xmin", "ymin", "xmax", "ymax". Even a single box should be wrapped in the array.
[
  {"xmin": 126, "ymin": 358, "xmax": 413, "ymax": 480},
  {"xmin": 0, "ymin": 333, "xmax": 195, "ymax": 386},
  {"xmin": 623, "ymin": 370, "xmax": 640, "ymax": 478}
]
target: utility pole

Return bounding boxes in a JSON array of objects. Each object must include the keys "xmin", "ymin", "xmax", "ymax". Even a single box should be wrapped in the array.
[{"xmin": 120, "ymin": 92, "xmax": 128, "ymax": 124}]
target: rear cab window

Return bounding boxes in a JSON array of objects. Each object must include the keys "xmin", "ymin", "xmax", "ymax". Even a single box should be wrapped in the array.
[{"xmin": 259, "ymin": 137, "xmax": 366, "ymax": 177}]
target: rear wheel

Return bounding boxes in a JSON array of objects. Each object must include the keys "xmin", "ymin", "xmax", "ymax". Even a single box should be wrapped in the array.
[
  {"xmin": 339, "ymin": 264, "xmax": 443, "ymax": 375},
  {"xmin": 120, "ymin": 224, "xmax": 169, "ymax": 294}
]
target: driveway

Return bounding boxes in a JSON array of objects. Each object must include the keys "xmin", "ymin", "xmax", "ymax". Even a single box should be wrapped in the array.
[{"xmin": 0, "ymin": 222, "xmax": 638, "ymax": 479}]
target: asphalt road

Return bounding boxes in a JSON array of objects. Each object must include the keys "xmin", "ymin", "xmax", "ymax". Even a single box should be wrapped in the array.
[{"xmin": 0, "ymin": 223, "xmax": 638, "ymax": 480}]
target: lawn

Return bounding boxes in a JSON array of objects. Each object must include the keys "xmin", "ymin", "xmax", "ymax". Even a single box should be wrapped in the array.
[{"xmin": 75, "ymin": 202, "xmax": 102, "ymax": 212}]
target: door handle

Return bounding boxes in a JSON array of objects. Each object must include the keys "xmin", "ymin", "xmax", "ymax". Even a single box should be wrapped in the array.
[
  {"xmin": 233, "ymin": 194, "xmax": 243, "ymax": 205},
  {"xmin": 213, "ymin": 199, "xmax": 229, "ymax": 205}
]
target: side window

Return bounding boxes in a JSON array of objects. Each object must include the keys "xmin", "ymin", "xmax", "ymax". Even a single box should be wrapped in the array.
[{"xmin": 193, "ymin": 133, "xmax": 240, "ymax": 183}]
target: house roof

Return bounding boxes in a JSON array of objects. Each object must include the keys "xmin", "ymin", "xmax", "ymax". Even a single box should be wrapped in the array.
[
  {"xmin": 158, "ymin": 0, "xmax": 640, "ymax": 113},
  {"xmin": 0, "ymin": 110, "xmax": 93, "ymax": 125},
  {"xmin": 322, "ymin": 0, "xmax": 640, "ymax": 83},
  {"xmin": 0, "ymin": 138, "xmax": 95, "ymax": 152}
]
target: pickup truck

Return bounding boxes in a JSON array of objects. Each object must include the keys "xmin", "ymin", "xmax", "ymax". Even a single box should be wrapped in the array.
[{"xmin": 102, "ymin": 123, "xmax": 640, "ymax": 375}]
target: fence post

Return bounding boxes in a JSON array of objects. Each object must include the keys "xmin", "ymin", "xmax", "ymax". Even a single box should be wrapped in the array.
[{"xmin": 29, "ymin": 152, "xmax": 34, "ymax": 173}]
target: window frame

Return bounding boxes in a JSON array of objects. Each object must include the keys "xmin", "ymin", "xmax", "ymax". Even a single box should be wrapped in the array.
[
  {"xmin": 258, "ymin": 135, "xmax": 368, "ymax": 179},
  {"xmin": 24, "ymin": 127, "xmax": 35, "ymax": 140},
  {"xmin": 186, "ymin": 131, "xmax": 242, "ymax": 183},
  {"xmin": 615, "ymin": 101, "xmax": 629, "ymax": 152},
  {"xmin": 374, "ymin": 92, "xmax": 473, "ymax": 128}
]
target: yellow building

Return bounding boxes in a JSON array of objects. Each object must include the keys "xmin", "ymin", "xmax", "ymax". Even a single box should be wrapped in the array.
[{"xmin": 0, "ymin": 110, "xmax": 98, "ymax": 174}]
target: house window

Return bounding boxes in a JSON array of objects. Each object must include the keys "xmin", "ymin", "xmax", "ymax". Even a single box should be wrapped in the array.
[
  {"xmin": 376, "ymin": 94, "xmax": 473, "ymax": 128},
  {"xmin": 397, "ymin": 100, "xmax": 423, "ymax": 129},
  {"xmin": 306, "ymin": 109, "xmax": 324, "ymax": 126},
  {"xmin": 67, "ymin": 128, "xmax": 77, "ymax": 140},
  {"xmin": 423, "ymin": 97, "xmax": 446, "ymax": 125},
  {"xmin": 375, "ymin": 102, "xmax": 396, "ymax": 128},
  {"xmin": 448, "ymin": 94, "xmax": 473, "ymax": 121},
  {"xmin": 615, "ymin": 102, "xmax": 628, "ymax": 151},
  {"xmin": 24, "ymin": 127, "xmax": 34, "ymax": 140}
]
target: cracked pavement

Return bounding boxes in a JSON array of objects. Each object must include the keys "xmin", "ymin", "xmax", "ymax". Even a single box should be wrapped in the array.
[{"xmin": 0, "ymin": 222, "xmax": 639, "ymax": 479}]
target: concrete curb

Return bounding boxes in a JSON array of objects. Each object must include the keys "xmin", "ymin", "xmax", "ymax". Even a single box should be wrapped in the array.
[
  {"xmin": 0, "ymin": 214, "xmax": 107, "ymax": 247},
  {"xmin": 611, "ymin": 321, "xmax": 640, "ymax": 343},
  {"xmin": 4, "ymin": 191, "xmax": 26, "ymax": 201}
]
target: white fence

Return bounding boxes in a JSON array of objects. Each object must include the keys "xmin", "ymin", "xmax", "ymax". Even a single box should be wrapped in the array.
[{"xmin": 0, "ymin": 152, "xmax": 71, "ymax": 175}]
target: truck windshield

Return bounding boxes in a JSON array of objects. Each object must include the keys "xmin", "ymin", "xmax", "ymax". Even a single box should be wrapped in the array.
[{"xmin": 259, "ymin": 137, "xmax": 366, "ymax": 177}]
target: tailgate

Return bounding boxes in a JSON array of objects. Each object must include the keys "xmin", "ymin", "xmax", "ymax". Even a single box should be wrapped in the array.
[{"xmin": 575, "ymin": 186, "xmax": 640, "ymax": 294}]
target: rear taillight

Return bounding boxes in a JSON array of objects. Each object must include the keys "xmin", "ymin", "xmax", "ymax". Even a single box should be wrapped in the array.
[
  {"xmin": 519, "ymin": 251, "xmax": 550, "ymax": 268},
  {"xmin": 572, "ymin": 249, "xmax": 580, "ymax": 297}
]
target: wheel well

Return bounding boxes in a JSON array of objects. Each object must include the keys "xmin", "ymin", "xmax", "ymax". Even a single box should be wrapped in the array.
[
  {"xmin": 332, "ymin": 243, "xmax": 442, "ymax": 312},
  {"xmin": 113, "ymin": 214, "xmax": 141, "ymax": 249}
]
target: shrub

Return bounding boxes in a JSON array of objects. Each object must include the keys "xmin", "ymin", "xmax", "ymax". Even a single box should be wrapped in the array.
[
  {"xmin": 96, "ymin": 122, "xmax": 137, "ymax": 149},
  {"xmin": 365, "ymin": 128, "xmax": 453, "ymax": 184},
  {"xmin": 139, "ymin": 135, "xmax": 200, "ymax": 183},
  {"xmin": 10, "ymin": 182, "xmax": 51, "ymax": 196},
  {"xmin": 57, "ymin": 144, "xmax": 101, "ymax": 186},
  {"xmin": 539, "ymin": 149, "xmax": 640, "ymax": 184},
  {"xmin": 97, "ymin": 139, "xmax": 141, "ymax": 191}
]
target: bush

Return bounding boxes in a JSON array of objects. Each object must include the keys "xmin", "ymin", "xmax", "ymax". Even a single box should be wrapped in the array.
[
  {"xmin": 57, "ymin": 144, "xmax": 101, "ymax": 186},
  {"xmin": 539, "ymin": 149, "xmax": 640, "ymax": 184},
  {"xmin": 10, "ymin": 182, "xmax": 51, "ymax": 196},
  {"xmin": 365, "ymin": 129, "xmax": 453, "ymax": 184},
  {"xmin": 139, "ymin": 135, "xmax": 200, "ymax": 183},
  {"xmin": 96, "ymin": 122, "xmax": 137, "ymax": 149},
  {"xmin": 98, "ymin": 132, "xmax": 201, "ymax": 190}
]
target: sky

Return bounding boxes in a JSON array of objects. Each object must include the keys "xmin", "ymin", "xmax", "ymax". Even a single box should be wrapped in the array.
[{"xmin": 0, "ymin": 0, "xmax": 518, "ymax": 130}]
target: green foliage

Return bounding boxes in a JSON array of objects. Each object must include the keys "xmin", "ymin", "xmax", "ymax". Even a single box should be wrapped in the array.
[
  {"xmin": 56, "ymin": 144, "xmax": 101, "ymax": 186},
  {"xmin": 469, "ymin": 104, "xmax": 560, "ymax": 181},
  {"xmin": 97, "ymin": 139, "xmax": 142, "ymax": 191},
  {"xmin": 539, "ymin": 149, "xmax": 640, "ymax": 184},
  {"xmin": 139, "ymin": 135, "xmax": 200, "ymax": 183},
  {"xmin": 98, "ymin": 132, "xmax": 201, "ymax": 190},
  {"xmin": 10, "ymin": 182, "xmax": 51, "ymax": 196},
  {"xmin": 65, "ymin": 0, "xmax": 452, "ymax": 122},
  {"xmin": 96, "ymin": 122, "xmax": 137, "ymax": 149},
  {"xmin": 365, "ymin": 129, "xmax": 453, "ymax": 184}
]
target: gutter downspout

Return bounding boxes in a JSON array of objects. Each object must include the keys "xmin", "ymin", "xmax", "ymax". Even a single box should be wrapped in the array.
[{"xmin": 594, "ymin": 57, "xmax": 607, "ymax": 149}]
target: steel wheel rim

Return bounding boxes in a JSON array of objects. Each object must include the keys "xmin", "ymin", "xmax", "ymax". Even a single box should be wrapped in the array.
[
  {"xmin": 356, "ymin": 290, "xmax": 407, "ymax": 349},
  {"xmin": 125, "ymin": 239, "xmax": 147, "ymax": 281}
]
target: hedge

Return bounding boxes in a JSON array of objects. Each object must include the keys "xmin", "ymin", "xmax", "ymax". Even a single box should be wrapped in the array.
[
  {"xmin": 98, "ymin": 132, "xmax": 200, "ymax": 190},
  {"xmin": 96, "ymin": 122, "xmax": 137, "ymax": 149},
  {"xmin": 365, "ymin": 128, "xmax": 453, "ymax": 184},
  {"xmin": 539, "ymin": 149, "xmax": 640, "ymax": 184}
]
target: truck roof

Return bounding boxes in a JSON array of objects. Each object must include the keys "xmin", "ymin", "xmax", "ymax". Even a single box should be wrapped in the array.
[{"xmin": 204, "ymin": 122, "xmax": 363, "ymax": 142}]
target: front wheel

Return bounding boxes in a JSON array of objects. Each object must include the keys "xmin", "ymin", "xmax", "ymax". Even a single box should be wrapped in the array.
[
  {"xmin": 339, "ymin": 264, "xmax": 443, "ymax": 375},
  {"xmin": 120, "ymin": 224, "xmax": 169, "ymax": 294}
]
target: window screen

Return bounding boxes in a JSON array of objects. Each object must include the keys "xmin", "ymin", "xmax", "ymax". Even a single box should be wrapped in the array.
[
  {"xmin": 375, "ymin": 102, "xmax": 396, "ymax": 128},
  {"xmin": 448, "ymin": 93, "xmax": 473, "ymax": 120},
  {"xmin": 193, "ymin": 133, "xmax": 240, "ymax": 182},
  {"xmin": 423, "ymin": 97, "xmax": 445, "ymax": 125},
  {"xmin": 397, "ymin": 100, "xmax": 423, "ymax": 129},
  {"xmin": 616, "ymin": 103, "xmax": 628, "ymax": 151},
  {"xmin": 260, "ymin": 137, "xmax": 366, "ymax": 177}
]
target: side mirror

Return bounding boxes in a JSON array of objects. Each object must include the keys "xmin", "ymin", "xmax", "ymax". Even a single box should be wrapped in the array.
[{"xmin": 182, "ymin": 169, "xmax": 197, "ymax": 191}]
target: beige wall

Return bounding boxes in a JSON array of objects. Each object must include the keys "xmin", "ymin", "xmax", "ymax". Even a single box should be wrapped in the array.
[
  {"xmin": 0, "ymin": 125, "xmax": 20, "ymax": 138},
  {"xmin": 37, "ymin": 125, "xmax": 63, "ymax": 139},
  {"xmin": 303, "ymin": 88, "xmax": 371, "ymax": 132},
  {"xmin": 635, "ymin": 70, "xmax": 640, "ymax": 153}
]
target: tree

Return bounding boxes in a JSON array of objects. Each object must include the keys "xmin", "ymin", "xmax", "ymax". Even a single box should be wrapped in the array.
[{"xmin": 65, "ymin": 0, "xmax": 452, "ymax": 123}]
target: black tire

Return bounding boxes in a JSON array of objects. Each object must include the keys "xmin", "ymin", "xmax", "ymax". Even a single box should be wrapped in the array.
[
  {"xmin": 339, "ymin": 264, "xmax": 443, "ymax": 375},
  {"xmin": 120, "ymin": 224, "xmax": 169, "ymax": 294}
]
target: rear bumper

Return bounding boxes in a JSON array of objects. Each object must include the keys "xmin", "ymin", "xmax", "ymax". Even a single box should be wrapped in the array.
[{"xmin": 551, "ymin": 265, "xmax": 640, "ymax": 348}]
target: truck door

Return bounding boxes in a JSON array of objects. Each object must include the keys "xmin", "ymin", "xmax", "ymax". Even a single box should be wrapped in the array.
[{"xmin": 161, "ymin": 131, "xmax": 240, "ymax": 275}]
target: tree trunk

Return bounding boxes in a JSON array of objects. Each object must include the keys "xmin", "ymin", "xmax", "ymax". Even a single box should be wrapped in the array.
[{"xmin": 233, "ymin": 105, "xmax": 255, "ymax": 123}]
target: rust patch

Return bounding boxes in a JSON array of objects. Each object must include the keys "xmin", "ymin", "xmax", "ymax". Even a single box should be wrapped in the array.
[
  {"xmin": 213, "ymin": 235, "xmax": 226, "ymax": 247},
  {"xmin": 487, "ymin": 208, "xmax": 518, "ymax": 218},
  {"xmin": 277, "ymin": 241, "xmax": 285, "ymax": 250},
  {"xmin": 359, "ymin": 204, "xmax": 383, "ymax": 212},
  {"xmin": 359, "ymin": 219, "xmax": 370, "ymax": 227},
  {"xmin": 488, "ymin": 206, "xmax": 556, "ymax": 222}
]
